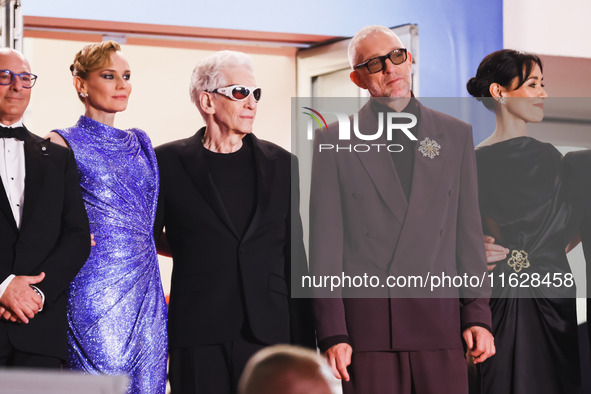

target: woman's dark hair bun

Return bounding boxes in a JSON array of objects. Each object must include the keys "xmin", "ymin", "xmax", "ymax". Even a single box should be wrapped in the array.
[
  {"xmin": 466, "ymin": 76, "xmax": 486, "ymax": 101},
  {"xmin": 466, "ymin": 49, "xmax": 543, "ymax": 109}
]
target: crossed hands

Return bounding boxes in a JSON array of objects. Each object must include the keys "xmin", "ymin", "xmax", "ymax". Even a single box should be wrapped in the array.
[
  {"xmin": 0, "ymin": 233, "xmax": 92, "ymax": 324},
  {"xmin": 0, "ymin": 272, "xmax": 45, "ymax": 324}
]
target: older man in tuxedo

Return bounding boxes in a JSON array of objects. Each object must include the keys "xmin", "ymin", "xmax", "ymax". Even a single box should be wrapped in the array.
[
  {"xmin": 156, "ymin": 50, "xmax": 313, "ymax": 394},
  {"xmin": 0, "ymin": 48, "xmax": 90, "ymax": 368},
  {"xmin": 310, "ymin": 25, "xmax": 495, "ymax": 394}
]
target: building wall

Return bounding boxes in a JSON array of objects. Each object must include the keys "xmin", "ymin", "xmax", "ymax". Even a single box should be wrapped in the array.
[
  {"xmin": 504, "ymin": 0, "xmax": 591, "ymax": 58},
  {"xmin": 22, "ymin": 0, "xmax": 503, "ymax": 97}
]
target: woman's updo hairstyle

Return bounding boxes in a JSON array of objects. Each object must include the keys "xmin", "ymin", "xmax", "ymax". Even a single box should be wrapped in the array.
[
  {"xmin": 70, "ymin": 40, "xmax": 122, "ymax": 102},
  {"xmin": 466, "ymin": 49, "xmax": 543, "ymax": 110}
]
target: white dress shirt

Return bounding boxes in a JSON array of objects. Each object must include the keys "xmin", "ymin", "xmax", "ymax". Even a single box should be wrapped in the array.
[
  {"xmin": 0, "ymin": 119, "xmax": 25, "ymax": 228},
  {"xmin": 0, "ymin": 119, "xmax": 27, "ymax": 300}
]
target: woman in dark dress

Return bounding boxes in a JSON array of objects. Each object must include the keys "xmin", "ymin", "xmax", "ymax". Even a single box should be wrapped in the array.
[{"xmin": 467, "ymin": 50, "xmax": 580, "ymax": 394}]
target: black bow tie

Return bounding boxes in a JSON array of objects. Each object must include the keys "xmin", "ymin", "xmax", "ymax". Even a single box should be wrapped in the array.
[{"xmin": 0, "ymin": 125, "xmax": 27, "ymax": 140}]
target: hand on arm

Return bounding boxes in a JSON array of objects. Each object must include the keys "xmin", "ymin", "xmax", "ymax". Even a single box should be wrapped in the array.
[
  {"xmin": 463, "ymin": 325, "xmax": 495, "ymax": 364},
  {"xmin": 323, "ymin": 343, "xmax": 352, "ymax": 381},
  {"xmin": 0, "ymin": 272, "xmax": 45, "ymax": 324},
  {"xmin": 483, "ymin": 235, "xmax": 509, "ymax": 271}
]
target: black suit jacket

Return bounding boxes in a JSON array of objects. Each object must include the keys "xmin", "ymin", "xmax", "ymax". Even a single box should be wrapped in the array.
[
  {"xmin": 155, "ymin": 128, "xmax": 313, "ymax": 349},
  {"xmin": 0, "ymin": 128, "xmax": 90, "ymax": 361}
]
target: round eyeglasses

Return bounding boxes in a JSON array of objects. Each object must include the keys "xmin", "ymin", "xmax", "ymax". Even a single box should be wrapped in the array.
[{"xmin": 0, "ymin": 69, "xmax": 38, "ymax": 88}]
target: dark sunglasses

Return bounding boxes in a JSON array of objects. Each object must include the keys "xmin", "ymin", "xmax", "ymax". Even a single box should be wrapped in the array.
[
  {"xmin": 354, "ymin": 48, "xmax": 408, "ymax": 74},
  {"xmin": 211, "ymin": 85, "xmax": 262, "ymax": 102}
]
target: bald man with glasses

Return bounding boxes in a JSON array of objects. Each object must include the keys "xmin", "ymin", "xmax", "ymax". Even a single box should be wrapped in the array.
[
  {"xmin": 155, "ymin": 50, "xmax": 314, "ymax": 394},
  {"xmin": 309, "ymin": 25, "xmax": 495, "ymax": 394},
  {"xmin": 0, "ymin": 48, "xmax": 90, "ymax": 369}
]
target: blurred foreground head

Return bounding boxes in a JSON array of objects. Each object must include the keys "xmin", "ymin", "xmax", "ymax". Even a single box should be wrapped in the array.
[{"xmin": 238, "ymin": 345, "xmax": 335, "ymax": 394}]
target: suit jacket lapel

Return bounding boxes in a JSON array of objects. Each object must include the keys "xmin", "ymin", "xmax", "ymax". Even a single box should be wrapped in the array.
[
  {"xmin": 354, "ymin": 102, "xmax": 408, "ymax": 225},
  {"xmin": 405, "ymin": 103, "xmax": 446, "ymax": 219},
  {"xmin": 243, "ymin": 134, "xmax": 275, "ymax": 241},
  {"xmin": 0, "ymin": 176, "xmax": 16, "ymax": 231},
  {"xmin": 393, "ymin": 103, "xmax": 446, "ymax": 258},
  {"xmin": 19, "ymin": 133, "xmax": 48, "ymax": 233},
  {"xmin": 180, "ymin": 128, "xmax": 239, "ymax": 239}
]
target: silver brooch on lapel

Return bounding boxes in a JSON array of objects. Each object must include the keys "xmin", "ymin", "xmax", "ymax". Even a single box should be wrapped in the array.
[{"xmin": 418, "ymin": 137, "xmax": 440, "ymax": 159}]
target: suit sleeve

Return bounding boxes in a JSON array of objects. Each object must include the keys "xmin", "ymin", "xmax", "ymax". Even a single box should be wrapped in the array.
[
  {"xmin": 309, "ymin": 129, "xmax": 350, "ymax": 345},
  {"xmin": 287, "ymin": 155, "xmax": 316, "ymax": 349},
  {"xmin": 153, "ymin": 148, "xmax": 166, "ymax": 250},
  {"xmin": 154, "ymin": 193, "xmax": 165, "ymax": 247},
  {"xmin": 34, "ymin": 149, "xmax": 90, "ymax": 307},
  {"xmin": 456, "ymin": 126, "xmax": 492, "ymax": 329},
  {"xmin": 563, "ymin": 151, "xmax": 591, "ymax": 301},
  {"xmin": 562, "ymin": 152, "xmax": 586, "ymax": 242}
]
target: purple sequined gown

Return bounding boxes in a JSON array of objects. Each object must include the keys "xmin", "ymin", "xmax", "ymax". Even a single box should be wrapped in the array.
[{"xmin": 55, "ymin": 116, "xmax": 167, "ymax": 394}]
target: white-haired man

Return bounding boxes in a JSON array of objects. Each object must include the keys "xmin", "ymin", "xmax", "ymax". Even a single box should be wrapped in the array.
[
  {"xmin": 155, "ymin": 50, "xmax": 314, "ymax": 394},
  {"xmin": 310, "ymin": 25, "xmax": 495, "ymax": 393}
]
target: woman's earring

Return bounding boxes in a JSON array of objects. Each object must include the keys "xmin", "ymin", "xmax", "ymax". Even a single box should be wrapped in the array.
[
  {"xmin": 498, "ymin": 97, "xmax": 506, "ymax": 106},
  {"xmin": 79, "ymin": 92, "xmax": 88, "ymax": 98}
]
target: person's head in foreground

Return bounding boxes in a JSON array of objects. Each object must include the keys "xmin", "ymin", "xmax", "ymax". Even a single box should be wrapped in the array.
[{"xmin": 238, "ymin": 345, "xmax": 335, "ymax": 394}]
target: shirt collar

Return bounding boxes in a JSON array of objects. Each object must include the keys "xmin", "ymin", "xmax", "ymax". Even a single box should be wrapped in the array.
[{"xmin": 0, "ymin": 119, "xmax": 24, "ymax": 128}]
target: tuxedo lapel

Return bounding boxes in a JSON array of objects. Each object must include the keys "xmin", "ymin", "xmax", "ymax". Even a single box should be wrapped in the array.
[
  {"xmin": 19, "ymin": 134, "xmax": 49, "ymax": 233},
  {"xmin": 0, "ymin": 176, "xmax": 16, "ymax": 231},
  {"xmin": 354, "ymin": 103, "xmax": 408, "ymax": 225},
  {"xmin": 242, "ymin": 134, "xmax": 275, "ymax": 241},
  {"xmin": 180, "ymin": 128, "xmax": 239, "ymax": 239}
]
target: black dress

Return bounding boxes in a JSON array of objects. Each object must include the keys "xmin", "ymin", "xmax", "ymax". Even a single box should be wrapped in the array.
[{"xmin": 474, "ymin": 137, "xmax": 580, "ymax": 394}]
